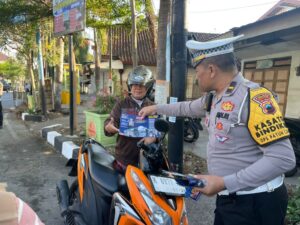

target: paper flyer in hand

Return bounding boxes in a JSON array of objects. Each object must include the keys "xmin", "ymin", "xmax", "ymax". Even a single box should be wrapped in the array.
[
  {"xmin": 119, "ymin": 109, "xmax": 160, "ymax": 138},
  {"xmin": 149, "ymin": 171, "xmax": 205, "ymax": 201}
]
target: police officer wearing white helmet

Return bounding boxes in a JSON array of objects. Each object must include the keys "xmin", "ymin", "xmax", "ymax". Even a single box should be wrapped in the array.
[{"xmin": 139, "ymin": 35, "xmax": 296, "ymax": 225}]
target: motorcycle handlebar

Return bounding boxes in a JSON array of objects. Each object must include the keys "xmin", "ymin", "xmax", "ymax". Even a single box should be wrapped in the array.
[
  {"xmin": 137, "ymin": 141, "xmax": 161, "ymax": 160},
  {"xmin": 137, "ymin": 140, "xmax": 148, "ymax": 150}
]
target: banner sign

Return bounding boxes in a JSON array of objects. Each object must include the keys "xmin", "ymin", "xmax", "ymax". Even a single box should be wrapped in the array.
[{"xmin": 53, "ymin": 0, "xmax": 86, "ymax": 37}]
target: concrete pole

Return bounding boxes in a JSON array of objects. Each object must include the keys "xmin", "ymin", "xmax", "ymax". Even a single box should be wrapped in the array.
[{"xmin": 168, "ymin": 0, "xmax": 187, "ymax": 172}]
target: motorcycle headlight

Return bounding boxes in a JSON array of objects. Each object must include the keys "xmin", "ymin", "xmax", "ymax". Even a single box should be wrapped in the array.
[{"xmin": 131, "ymin": 170, "xmax": 173, "ymax": 225}]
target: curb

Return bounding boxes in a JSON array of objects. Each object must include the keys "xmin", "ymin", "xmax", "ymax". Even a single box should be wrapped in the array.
[
  {"xmin": 41, "ymin": 124, "xmax": 80, "ymax": 160},
  {"xmin": 21, "ymin": 112, "xmax": 45, "ymax": 122}
]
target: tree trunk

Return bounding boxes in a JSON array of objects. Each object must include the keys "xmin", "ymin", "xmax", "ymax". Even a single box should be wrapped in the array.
[
  {"xmin": 54, "ymin": 37, "xmax": 64, "ymax": 111},
  {"xmin": 94, "ymin": 28, "xmax": 101, "ymax": 93},
  {"xmin": 130, "ymin": 0, "xmax": 138, "ymax": 68},
  {"xmin": 26, "ymin": 55, "xmax": 37, "ymax": 111},
  {"xmin": 27, "ymin": 53, "xmax": 36, "ymax": 94},
  {"xmin": 157, "ymin": 0, "xmax": 171, "ymax": 80},
  {"xmin": 144, "ymin": 0, "xmax": 157, "ymax": 50},
  {"xmin": 36, "ymin": 28, "xmax": 47, "ymax": 116}
]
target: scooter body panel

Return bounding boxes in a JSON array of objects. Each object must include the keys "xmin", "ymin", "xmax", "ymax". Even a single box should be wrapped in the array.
[
  {"xmin": 126, "ymin": 166, "xmax": 187, "ymax": 225},
  {"xmin": 58, "ymin": 135, "xmax": 188, "ymax": 225}
]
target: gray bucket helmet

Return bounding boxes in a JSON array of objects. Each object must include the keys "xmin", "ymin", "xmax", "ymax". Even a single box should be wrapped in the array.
[{"xmin": 127, "ymin": 65, "xmax": 155, "ymax": 97}]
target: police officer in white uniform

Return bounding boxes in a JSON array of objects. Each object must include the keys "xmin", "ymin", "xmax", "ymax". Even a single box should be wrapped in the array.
[{"xmin": 139, "ymin": 35, "xmax": 296, "ymax": 225}]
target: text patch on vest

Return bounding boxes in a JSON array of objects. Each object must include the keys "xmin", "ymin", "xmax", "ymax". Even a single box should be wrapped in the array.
[{"xmin": 248, "ymin": 87, "xmax": 289, "ymax": 146}]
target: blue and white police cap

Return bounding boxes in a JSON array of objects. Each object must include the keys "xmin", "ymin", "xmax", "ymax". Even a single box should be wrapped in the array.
[{"xmin": 186, "ymin": 35, "xmax": 244, "ymax": 68}]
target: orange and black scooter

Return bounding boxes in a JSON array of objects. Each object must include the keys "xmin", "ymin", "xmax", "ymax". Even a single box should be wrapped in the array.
[{"xmin": 56, "ymin": 119, "xmax": 189, "ymax": 225}]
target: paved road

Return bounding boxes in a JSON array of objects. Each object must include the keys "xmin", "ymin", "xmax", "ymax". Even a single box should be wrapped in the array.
[
  {"xmin": 1, "ymin": 91, "xmax": 25, "ymax": 109},
  {"xmin": 0, "ymin": 112, "xmax": 68, "ymax": 225}
]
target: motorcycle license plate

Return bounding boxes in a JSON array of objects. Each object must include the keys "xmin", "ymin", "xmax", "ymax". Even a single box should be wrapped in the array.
[{"xmin": 148, "ymin": 175, "xmax": 186, "ymax": 196}]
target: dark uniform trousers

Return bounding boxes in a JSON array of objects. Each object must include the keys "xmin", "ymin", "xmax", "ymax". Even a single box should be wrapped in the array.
[
  {"xmin": 0, "ymin": 100, "xmax": 3, "ymax": 127},
  {"xmin": 214, "ymin": 184, "xmax": 288, "ymax": 225}
]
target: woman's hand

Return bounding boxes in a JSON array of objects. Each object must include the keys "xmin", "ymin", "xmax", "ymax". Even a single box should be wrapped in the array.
[
  {"xmin": 105, "ymin": 117, "xmax": 119, "ymax": 134},
  {"xmin": 140, "ymin": 137, "xmax": 157, "ymax": 145},
  {"xmin": 138, "ymin": 105, "xmax": 157, "ymax": 119}
]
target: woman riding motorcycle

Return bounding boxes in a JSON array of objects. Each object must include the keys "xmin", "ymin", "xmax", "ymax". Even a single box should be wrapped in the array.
[{"xmin": 104, "ymin": 65, "xmax": 157, "ymax": 172}]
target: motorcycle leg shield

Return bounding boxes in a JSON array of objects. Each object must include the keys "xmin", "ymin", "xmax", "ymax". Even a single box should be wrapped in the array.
[{"xmin": 71, "ymin": 173, "xmax": 112, "ymax": 225}]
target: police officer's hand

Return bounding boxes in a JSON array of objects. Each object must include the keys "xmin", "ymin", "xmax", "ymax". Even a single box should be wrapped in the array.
[
  {"xmin": 192, "ymin": 174, "xmax": 225, "ymax": 196},
  {"xmin": 138, "ymin": 105, "xmax": 157, "ymax": 119},
  {"xmin": 105, "ymin": 117, "xmax": 119, "ymax": 134}
]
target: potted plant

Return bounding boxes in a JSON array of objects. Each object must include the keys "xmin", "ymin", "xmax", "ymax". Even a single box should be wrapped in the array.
[{"xmin": 84, "ymin": 89, "xmax": 122, "ymax": 147}]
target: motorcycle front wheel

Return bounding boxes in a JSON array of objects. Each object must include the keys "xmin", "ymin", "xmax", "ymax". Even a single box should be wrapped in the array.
[
  {"xmin": 69, "ymin": 180, "xmax": 79, "ymax": 205},
  {"xmin": 63, "ymin": 180, "xmax": 79, "ymax": 225}
]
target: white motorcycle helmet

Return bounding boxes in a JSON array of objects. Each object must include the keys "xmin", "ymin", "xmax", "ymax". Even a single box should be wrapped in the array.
[{"xmin": 127, "ymin": 65, "xmax": 155, "ymax": 99}]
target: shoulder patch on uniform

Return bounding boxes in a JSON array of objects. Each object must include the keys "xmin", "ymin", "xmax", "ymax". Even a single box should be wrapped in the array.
[{"xmin": 247, "ymin": 87, "xmax": 289, "ymax": 146}]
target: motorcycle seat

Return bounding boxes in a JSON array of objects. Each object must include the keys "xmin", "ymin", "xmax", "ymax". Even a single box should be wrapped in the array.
[
  {"xmin": 90, "ymin": 143, "xmax": 115, "ymax": 168},
  {"xmin": 89, "ymin": 143, "xmax": 127, "ymax": 193}
]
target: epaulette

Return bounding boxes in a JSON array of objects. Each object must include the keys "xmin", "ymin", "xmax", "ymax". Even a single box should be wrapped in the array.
[{"xmin": 225, "ymin": 81, "xmax": 237, "ymax": 94}]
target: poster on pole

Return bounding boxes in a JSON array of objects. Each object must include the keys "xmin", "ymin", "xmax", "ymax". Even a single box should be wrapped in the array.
[{"xmin": 53, "ymin": 0, "xmax": 86, "ymax": 37}]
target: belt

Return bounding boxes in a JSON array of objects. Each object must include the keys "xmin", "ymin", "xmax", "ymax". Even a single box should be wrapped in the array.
[{"xmin": 218, "ymin": 175, "xmax": 284, "ymax": 196}]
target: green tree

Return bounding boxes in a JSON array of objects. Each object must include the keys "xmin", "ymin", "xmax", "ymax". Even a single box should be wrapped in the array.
[
  {"xmin": 0, "ymin": 58, "xmax": 26, "ymax": 82},
  {"xmin": 0, "ymin": 0, "xmax": 52, "ymax": 99},
  {"xmin": 144, "ymin": 0, "xmax": 157, "ymax": 50}
]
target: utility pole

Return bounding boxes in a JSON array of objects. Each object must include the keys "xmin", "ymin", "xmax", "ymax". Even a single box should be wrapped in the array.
[
  {"xmin": 36, "ymin": 28, "xmax": 47, "ymax": 117},
  {"xmin": 94, "ymin": 28, "xmax": 101, "ymax": 93},
  {"xmin": 109, "ymin": 26, "xmax": 113, "ymax": 94},
  {"xmin": 168, "ymin": 0, "xmax": 187, "ymax": 172},
  {"xmin": 69, "ymin": 35, "xmax": 75, "ymax": 135}
]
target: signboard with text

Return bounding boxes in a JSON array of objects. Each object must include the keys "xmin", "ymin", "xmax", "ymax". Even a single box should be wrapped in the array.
[{"xmin": 53, "ymin": 0, "xmax": 86, "ymax": 37}]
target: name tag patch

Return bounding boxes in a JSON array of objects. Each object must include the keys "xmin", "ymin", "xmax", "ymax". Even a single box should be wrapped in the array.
[{"xmin": 216, "ymin": 112, "xmax": 230, "ymax": 120}]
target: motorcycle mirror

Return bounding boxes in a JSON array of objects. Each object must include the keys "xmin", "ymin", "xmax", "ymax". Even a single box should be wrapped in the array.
[{"xmin": 154, "ymin": 119, "xmax": 169, "ymax": 133}]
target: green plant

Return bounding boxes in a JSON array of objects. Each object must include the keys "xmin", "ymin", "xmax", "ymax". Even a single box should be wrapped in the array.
[
  {"xmin": 94, "ymin": 89, "xmax": 122, "ymax": 114},
  {"xmin": 286, "ymin": 185, "xmax": 300, "ymax": 225}
]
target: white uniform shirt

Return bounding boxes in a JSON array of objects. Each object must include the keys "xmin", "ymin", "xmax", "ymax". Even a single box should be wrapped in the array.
[{"xmin": 156, "ymin": 73, "xmax": 295, "ymax": 193}]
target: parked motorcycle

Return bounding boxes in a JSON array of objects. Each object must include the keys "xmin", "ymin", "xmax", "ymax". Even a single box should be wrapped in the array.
[
  {"xmin": 184, "ymin": 117, "xmax": 203, "ymax": 143},
  {"xmin": 56, "ymin": 119, "xmax": 189, "ymax": 225}
]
